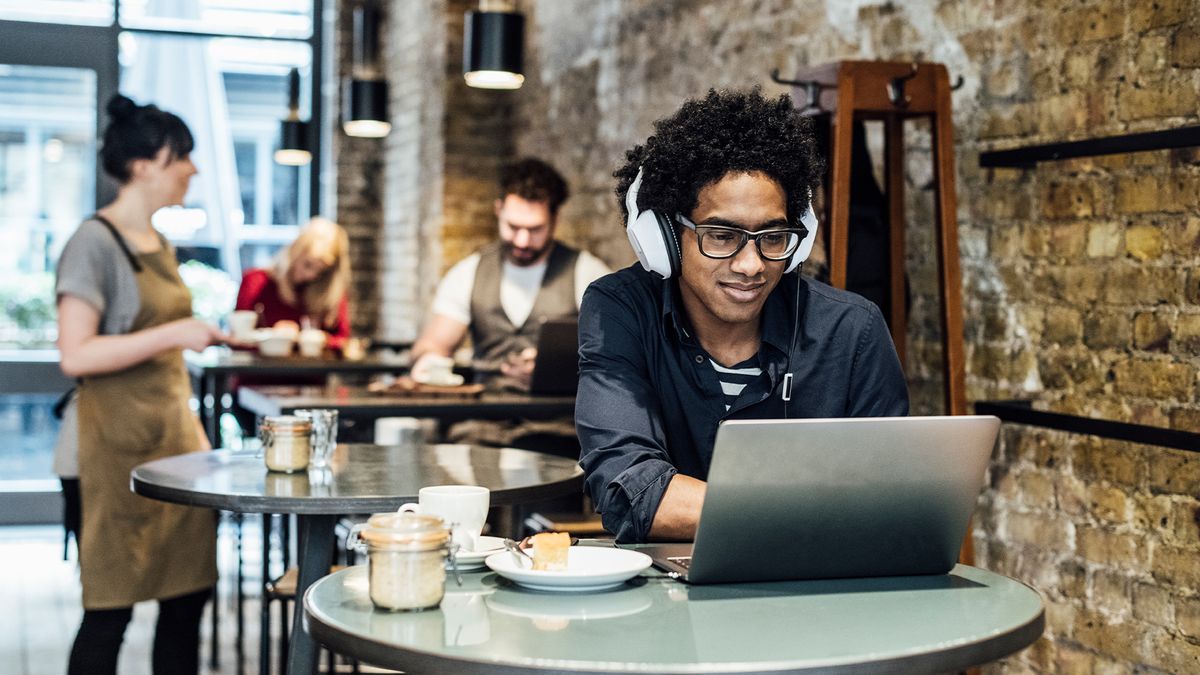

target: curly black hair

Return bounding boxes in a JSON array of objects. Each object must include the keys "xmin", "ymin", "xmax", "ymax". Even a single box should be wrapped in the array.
[
  {"xmin": 499, "ymin": 157, "xmax": 570, "ymax": 215},
  {"xmin": 614, "ymin": 88, "xmax": 823, "ymax": 227}
]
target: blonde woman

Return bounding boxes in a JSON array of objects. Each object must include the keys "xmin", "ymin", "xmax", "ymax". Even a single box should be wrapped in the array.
[{"xmin": 235, "ymin": 217, "xmax": 351, "ymax": 348}]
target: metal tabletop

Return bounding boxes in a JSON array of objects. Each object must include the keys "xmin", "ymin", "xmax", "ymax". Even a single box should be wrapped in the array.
[
  {"xmin": 132, "ymin": 444, "xmax": 583, "ymax": 675},
  {"xmin": 305, "ymin": 562, "xmax": 1044, "ymax": 675},
  {"xmin": 237, "ymin": 385, "xmax": 576, "ymax": 422},
  {"xmin": 131, "ymin": 444, "xmax": 584, "ymax": 513}
]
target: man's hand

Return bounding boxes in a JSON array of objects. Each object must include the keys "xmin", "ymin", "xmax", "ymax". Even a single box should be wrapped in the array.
[{"xmin": 499, "ymin": 347, "xmax": 537, "ymax": 389}]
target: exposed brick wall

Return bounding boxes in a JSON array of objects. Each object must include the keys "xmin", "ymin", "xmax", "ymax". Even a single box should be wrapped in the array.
[{"xmin": 504, "ymin": 1, "xmax": 1200, "ymax": 672}]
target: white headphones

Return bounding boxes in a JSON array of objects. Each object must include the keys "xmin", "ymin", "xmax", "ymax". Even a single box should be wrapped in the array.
[{"xmin": 624, "ymin": 167, "xmax": 819, "ymax": 279}]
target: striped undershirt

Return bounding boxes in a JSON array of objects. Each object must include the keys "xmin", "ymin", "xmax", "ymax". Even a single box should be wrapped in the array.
[{"xmin": 710, "ymin": 356, "xmax": 763, "ymax": 411}]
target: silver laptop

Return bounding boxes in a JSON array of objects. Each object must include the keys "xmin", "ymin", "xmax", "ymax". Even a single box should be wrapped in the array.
[{"xmin": 641, "ymin": 415, "xmax": 1000, "ymax": 583}]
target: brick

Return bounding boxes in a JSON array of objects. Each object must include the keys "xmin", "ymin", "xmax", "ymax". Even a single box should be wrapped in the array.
[
  {"xmin": 1100, "ymin": 266, "xmax": 1181, "ymax": 305},
  {"xmin": 1147, "ymin": 448, "xmax": 1200, "ymax": 496},
  {"xmin": 1072, "ymin": 608, "xmax": 1145, "ymax": 663},
  {"xmin": 1119, "ymin": 75, "xmax": 1200, "ymax": 121},
  {"xmin": 1090, "ymin": 569, "xmax": 1132, "ymax": 619},
  {"xmin": 1132, "ymin": 311, "xmax": 1172, "ymax": 352},
  {"xmin": 1083, "ymin": 311, "xmax": 1131, "ymax": 350},
  {"xmin": 1112, "ymin": 359, "xmax": 1195, "ymax": 400},
  {"xmin": 1178, "ymin": 595, "xmax": 1200, "ymax": 639},
  {"xmin": 1086, "ymin": 221, "xmax": 1123, "ymax": 258},
  {"xmin": 1041, "ymin": 180, "xmax": 1099, "ymax": 219},
  {"xmin": 1073, "ymin": 439, "xmax": 1145, "ymax": 488},
  {"xmin": 1168, "ymin": 216, "xmax": 1200, "ymax": 254},
  {"xmin": 1086, "ymin": 483, "xmax": 1129, "ymax": 524},
  {"xmin": 1189, "ymin": 269, "xmax": 1200, "ymax": 304},
  {"xmin": 1133, "ymin": 492, "xmax": 1176, "ymax": 531},
  {"xmin": 1115, "ymin": 175, "xmax": 1169, "ymax": 215},
  {"xmin": 1132, "ymin": 582, "xmax": 1174, "ymax": 627},
  {"xmin": 1015, "ymin": 470, "xmax": 1056, "ymax": 508},
  {"xmin": 1005, "ymin": 511, "xmax": 1074, "ymax": 551},
  {"xmin": 1176, "ymin": 314, "xmax": 1200, "ymax": 355},
  {"xmin": 1143, "ymin": 627, "xmax": 1200, "ymax": 673},
  {"xmin": 1125, "ymin": 224, "xmax": 1165, "ymax": 260},
  {"xmin": 1054, "ymin": 645, "xmax": 1098, "ymax": 675},
  {"xmin": 1174, "ymin": 23, "xmax": 1200, "ymax": 67},
  {"xmin": 1151, "ymin": 544, "xmax": 1200, "ymax": 589},
  {"xmin": 1170, "ymin": 500, "xmax": 1200, "ymax": 547},
  {"xmin": 1057, "ymin": 4, "xmax": 1124, "ymax": 43},
  {"xmin": 1130, "ymin": 0, "xmax": 1192, "ymax": 29},
  {"xmin": 1170, "ymin": 408, "xmax": 1200, "ymax": 433},
  {"xmin": 1044, "ymin": 307, "xmax": 1083, "ymax": 344},
  {"xmin": 1077, "ymin": 527, "xmax": 1147, "ymax": 569}
]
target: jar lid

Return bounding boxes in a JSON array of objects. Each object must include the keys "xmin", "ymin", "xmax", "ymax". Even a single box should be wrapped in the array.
[
  {"xmin": 359, "ymin": 512, "xmax": 450, "ymax": 550},
  {"xmin": 262, "ymin": 415, "xmax": 312, "ymax": 434}
]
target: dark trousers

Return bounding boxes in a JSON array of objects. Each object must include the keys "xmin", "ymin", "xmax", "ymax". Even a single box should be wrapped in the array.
[
  {"xmin": 61, "ymin": 478, "xmax": 82, "ymax": 558},
  {"xmin": 67, "ymin": 588, "xmax": 210, "ymax": 675}
]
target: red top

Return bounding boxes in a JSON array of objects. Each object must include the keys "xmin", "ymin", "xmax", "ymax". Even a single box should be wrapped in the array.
[{"xmin": 235, "ymin": 268, "xmax": 350, "ymax": 349}]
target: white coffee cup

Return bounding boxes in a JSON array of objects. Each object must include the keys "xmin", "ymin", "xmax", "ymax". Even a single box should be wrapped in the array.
[
  {"xmin": 412, "ymin": 354, "xmax": 463, "ymax": 386},
  {"xmin": 398, "ymin": 485, "xmax": 489, "ymax": 551},
  {"xmin": 297, "ymin": 329, "xmax": 327, "ymax": 358},
  {"xmin": 228, "ymin": 310, "xmax": 258, "ymax": 341}
]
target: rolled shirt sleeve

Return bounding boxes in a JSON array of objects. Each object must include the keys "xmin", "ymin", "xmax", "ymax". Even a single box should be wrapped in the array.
[{"xmin": 576, "ymin": 283, "xmax": 676, "ymax": 543}]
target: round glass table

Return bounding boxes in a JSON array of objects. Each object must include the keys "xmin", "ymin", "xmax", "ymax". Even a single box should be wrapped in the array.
[
  {"xmin": 304, "ymin": 555, "xmax": 1044, "ymax": 674},
  {"xmin": 132, "ymin": 443, "xmax": 583, "ymax": 675}
]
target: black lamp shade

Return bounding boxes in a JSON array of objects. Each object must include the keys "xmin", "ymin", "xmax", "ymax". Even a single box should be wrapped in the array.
[
  {"xmin": 275, "ymin": 68, "xmax": 311, "ymax": 165},
  {"xmin": 343, "ymin": 78, "xmax": 391, "ymax": 138},
  {"xmin": 464, "ymin": 11, "xmax": 524, "ymax": 89}
]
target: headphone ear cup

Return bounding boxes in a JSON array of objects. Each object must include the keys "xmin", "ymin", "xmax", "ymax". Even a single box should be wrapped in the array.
[
  {"xmin": 626, "ymin": 209, "xmax": 676, "ymax": 278},
  {"xmin": 786, "ymin": 202, "xmax": 820, "ymax": 272},
  {"xmin": 653, "ymin": 210, "xmax": 682, "ymax": 279}
]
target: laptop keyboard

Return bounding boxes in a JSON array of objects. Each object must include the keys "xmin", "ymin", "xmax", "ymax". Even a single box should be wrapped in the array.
[{"xmin": 667, "ymin": 556, "xmax": 693, "ymax": 569}]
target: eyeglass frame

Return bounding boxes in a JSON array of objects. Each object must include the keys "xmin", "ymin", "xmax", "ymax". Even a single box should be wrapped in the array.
[{"xmin": 674, "ymin": 213, "xmax": 809, "ymax": 261}]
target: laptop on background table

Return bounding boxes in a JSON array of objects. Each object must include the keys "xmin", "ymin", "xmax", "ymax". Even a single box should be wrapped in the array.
[
  {"xmin": 639, "ymin": 415, "xmax": 1000, "ymax": 584},
  {"xmin": 528, "ymin": 319, "xmax": 580, "ymax": 395}
]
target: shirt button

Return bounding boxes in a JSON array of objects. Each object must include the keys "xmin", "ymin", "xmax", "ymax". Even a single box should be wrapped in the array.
[{"xmin": 694, "ymin": 355, "xmax": 704, "ymax": 364}]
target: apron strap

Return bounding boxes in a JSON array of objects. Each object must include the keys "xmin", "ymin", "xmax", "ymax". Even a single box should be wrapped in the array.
[{"xmin": 91, "ymin": 214, "xmax": 144, "ymax": 273}]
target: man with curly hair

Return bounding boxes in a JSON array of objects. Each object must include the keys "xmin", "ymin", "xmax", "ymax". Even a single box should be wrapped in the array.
[
  {"xmin": 412, "ymin": 157, "xmax": 610, "ymax": 385},
  {"xmin": 577, "ymin": 89, "xmax": 909, "ymax": 543}
]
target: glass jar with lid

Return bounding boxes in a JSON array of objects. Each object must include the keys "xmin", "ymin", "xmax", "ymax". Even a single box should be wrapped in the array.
[
  {"xmin": 260, "ymin": 415, "xmax": 312, "ymax": 473},
  {"xmin": 349, "ymin": 512, "xmax": 456, "ymax": 611}
]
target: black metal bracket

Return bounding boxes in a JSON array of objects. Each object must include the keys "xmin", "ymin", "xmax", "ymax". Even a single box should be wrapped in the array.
[
  {"xmin": 980, "ymin": 124, "xmax": 1200, "ymax": 168},
  {"xmin": 974, "ymin": 400, "xmax": 1200, "ymax": 453},
  {"xmin": 770, "ymin": 69, "xmax": 829, "ymax": 113},
  {"xmin": 886, "ymin": 63, "xmax": 919, "ymax": 108}
]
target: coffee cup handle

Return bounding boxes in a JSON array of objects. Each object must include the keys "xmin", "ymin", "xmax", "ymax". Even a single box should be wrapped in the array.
[{"xmin": 397, "ymin": 503, "xmax": 419, "ymax": 514}]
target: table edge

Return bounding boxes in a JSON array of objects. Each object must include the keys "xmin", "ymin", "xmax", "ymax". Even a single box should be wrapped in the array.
[{"xmin": 302, "ymin": 567, "xmax": 1045, "ymax": 675}]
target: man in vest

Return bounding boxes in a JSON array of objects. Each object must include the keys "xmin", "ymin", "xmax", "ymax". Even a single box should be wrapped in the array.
[{"xmin": 412, "ymin": 158, "xmax": 610, "ymax": 446}]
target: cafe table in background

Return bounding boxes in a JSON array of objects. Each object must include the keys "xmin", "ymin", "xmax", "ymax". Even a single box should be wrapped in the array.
[
  {"xmin": 186, "ymin": 346, "xmax": 412, "ymax": 448},
  {"xmin": 131, "ymin": 442, "xmax": 584, "ymax": 675}
]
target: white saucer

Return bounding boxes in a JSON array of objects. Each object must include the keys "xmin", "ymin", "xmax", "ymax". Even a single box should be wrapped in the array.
[
  {"xmin": 449, "ymin": 536, "xmax": 506, "ymax": 571},
  {"xmin": 484, "ymin": 547, "xmax": 652, "ymax": 592}
]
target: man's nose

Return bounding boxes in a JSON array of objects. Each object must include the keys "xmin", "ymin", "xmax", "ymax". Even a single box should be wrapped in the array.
[
  {"xmin": 729, "ymin": 240, "xmax": 765, "ymax": 276},
  {"xmin": 514, "ymin": 229, "xmax": 531, "ymax": 248}
]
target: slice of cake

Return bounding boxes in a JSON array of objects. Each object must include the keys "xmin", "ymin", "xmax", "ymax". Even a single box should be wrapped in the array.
[{"xmin": 530, "ymin": 532, "xmax": 570, "ymax": 571}]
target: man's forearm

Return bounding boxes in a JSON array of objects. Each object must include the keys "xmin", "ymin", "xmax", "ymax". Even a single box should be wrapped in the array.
[{"xmin": 648, "ymin": 473, "xmax": 707, "ymax": 540}]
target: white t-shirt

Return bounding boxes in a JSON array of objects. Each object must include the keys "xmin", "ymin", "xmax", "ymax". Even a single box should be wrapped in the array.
[{"xmin": 430, "ymin": 249, "xmax": 611, "ymax": 327}]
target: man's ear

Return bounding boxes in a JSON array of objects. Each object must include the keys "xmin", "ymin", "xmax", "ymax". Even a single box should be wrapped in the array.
[{"xmin": 494, "ymin": 198, "xmax": 504, "ymax": 218}]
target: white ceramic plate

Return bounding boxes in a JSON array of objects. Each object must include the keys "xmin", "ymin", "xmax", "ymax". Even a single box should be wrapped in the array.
[
  {"xmin": 449, "ymin": 536, "xmax": 506, "ymax": 571},
  {"xmin": 484, "ymin": 547, "xmax": 652, "ymax": 592}
]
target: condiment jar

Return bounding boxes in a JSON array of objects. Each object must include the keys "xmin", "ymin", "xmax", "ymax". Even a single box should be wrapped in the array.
[
  {"xmin": 349, "ymin": 512, "xmax": 454, "ymax": 611},
  {"xmin": 260, "ymin": 415, "xmax": 312, "ymax": 473}
]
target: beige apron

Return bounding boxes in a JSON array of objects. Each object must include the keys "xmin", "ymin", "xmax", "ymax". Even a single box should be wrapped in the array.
[{"xmin": 77, "ymin": 242, "xmax": 216, "ymax": 610}]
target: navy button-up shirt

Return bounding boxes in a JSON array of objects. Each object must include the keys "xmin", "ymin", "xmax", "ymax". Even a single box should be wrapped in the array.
[{"xmin": 576, "ymin": 264, "xmax": 909, "ymax": 543}]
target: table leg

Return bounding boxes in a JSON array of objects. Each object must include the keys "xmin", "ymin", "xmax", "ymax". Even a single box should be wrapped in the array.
[
  {"xmin": 286, "ymin": 513, "xmax": 337, "ymax": 675},
  {"xmin": 203, "ymin": 372, "xmax": 220, "ymax": 448},
  {"xmin": 211, "ymin": 373, "xmax": 227, "ymax": 449}
]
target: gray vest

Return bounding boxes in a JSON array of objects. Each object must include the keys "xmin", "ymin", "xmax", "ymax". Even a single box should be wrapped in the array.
[{"xmin": 468, "ymin": 241, "xmax": 580, "ymax": 365}]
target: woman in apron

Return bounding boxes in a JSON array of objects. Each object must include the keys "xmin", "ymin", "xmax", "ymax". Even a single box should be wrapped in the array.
[{"xmin": 56, "ymin": 94, "xmax": 225, "ymax": 675}]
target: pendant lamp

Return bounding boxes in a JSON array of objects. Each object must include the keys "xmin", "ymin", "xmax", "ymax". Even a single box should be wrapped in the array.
[
  {"xmin": 344, "ymin": 1, "xmax": 390, "ymax": 138},
  {"xmin": 464, "ymin": 1, "xmax": 525, "ymax": 90},
  {"xmin": 274, "ymin": 68, "xmax": 311, "ymax": 165}
]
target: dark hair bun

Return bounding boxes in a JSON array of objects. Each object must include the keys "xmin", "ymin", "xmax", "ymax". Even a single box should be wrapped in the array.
[{"xmin": 106, "ymin": 94, "xmax": 138, "ymax": 120}]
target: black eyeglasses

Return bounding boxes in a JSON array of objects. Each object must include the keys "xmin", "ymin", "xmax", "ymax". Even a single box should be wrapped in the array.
[{"xmin": 675, "ymin": 214, "xmax": 806, "ymax": 261}]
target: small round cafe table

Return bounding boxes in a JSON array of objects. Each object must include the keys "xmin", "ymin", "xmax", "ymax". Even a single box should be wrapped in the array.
[
  {"xmin": 304, "ymin": 559, "xmax": 1044, "ymax": 674},
  {"xmin": 131, "ymin": 443, "xmax": 584, "ymax": 675}
]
